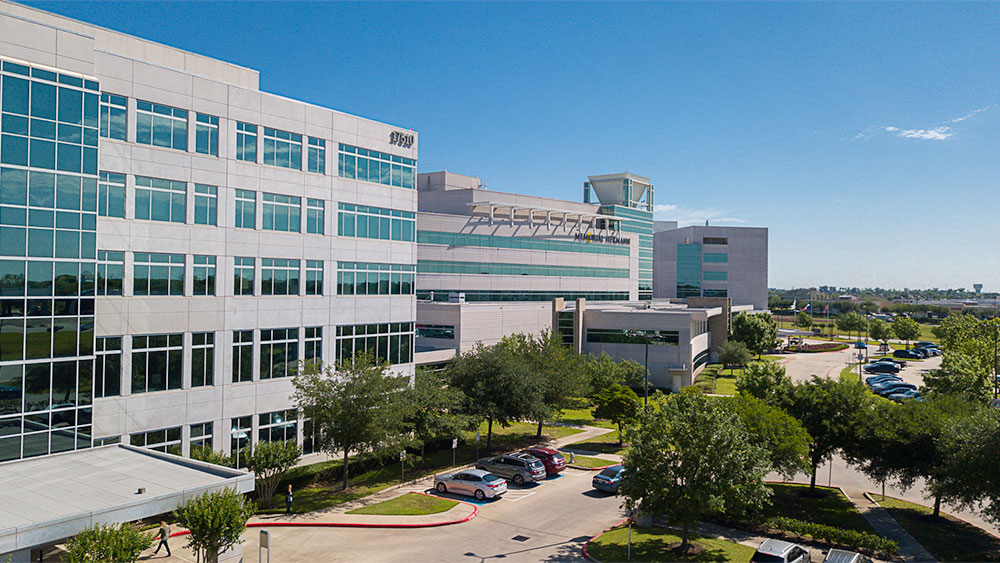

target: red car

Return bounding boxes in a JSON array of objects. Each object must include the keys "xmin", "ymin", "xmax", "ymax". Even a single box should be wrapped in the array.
[{"xmin": 521, "ymin": 447, "xmax": 566, "ymax": 476}]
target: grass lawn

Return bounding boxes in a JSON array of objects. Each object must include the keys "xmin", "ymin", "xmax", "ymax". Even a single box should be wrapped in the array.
[
  {"xmin": 568, "ymin": 429, "xmax": 629, "ymax": 455},
  {"xmin": 840, "ymin": 363, "xmax": 864, "ymax": 383},
  {"xmin": 464, "ymin": 421, "xmax": 583, "ymax": 443},
  {"xmin": 561, "ymin": 452, "xmax": 617, "ymax": 468},
  {"xmin": 760, "ymin": 483, "xmax": 876, "ymax": 534},
  {"xmin": 588, "ymin": 526, "xmax": 756, "ymax": 563},
  {"xmin": 874, "ymin": 495, "xmax": 1000, "ymax": 562},
  {"xmin": 557, "ymin": 407, "xmax": 617, "ymax": 430},
  {"xmin": 345, "ymin": 492, "xmax": 457, "ymax": 516},
  {"xmin": 694, "ymin": 364, "xmax": 741, "ymax": 395}
]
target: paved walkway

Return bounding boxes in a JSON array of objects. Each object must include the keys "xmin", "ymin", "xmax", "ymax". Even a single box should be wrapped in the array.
[{"xmin": 843, "ymin": 488, "xmax": 936, "ymax": 562}]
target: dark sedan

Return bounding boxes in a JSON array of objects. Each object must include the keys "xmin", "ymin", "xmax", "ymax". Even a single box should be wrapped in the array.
[
  {"xmin": 863, "ymin": 363, "xmax": 900, "ymax": 374},
  {"xmin": 894, "ymin": 349, "xmax": 923, "ymax": 359}
]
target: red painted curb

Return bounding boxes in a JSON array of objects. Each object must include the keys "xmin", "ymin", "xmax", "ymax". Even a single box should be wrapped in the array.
[
  {"xmin": 581, "ymin": 517, "xmax": 629, "ymax": 562},
  {"xmin": 166, "ymin": 493, "xmax": 478, "ymax": 537}
]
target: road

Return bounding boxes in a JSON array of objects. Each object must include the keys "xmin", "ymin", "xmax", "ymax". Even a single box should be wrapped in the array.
[{"xmin": 780, "ymin": 341, "xmax": 941, "ymax": 384}]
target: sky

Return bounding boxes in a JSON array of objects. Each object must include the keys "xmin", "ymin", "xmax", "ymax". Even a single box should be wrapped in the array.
[{"xmin": 24, "ymin": 1, "xmax": 1000, "ymax": 291}]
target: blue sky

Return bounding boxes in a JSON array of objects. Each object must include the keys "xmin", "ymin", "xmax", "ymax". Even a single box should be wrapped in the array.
[{"xmin": 27, "ymin": 1, "xmax": 1000, "ymax": 291}]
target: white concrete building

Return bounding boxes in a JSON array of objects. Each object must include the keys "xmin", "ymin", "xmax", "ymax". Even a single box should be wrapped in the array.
[{"xmin": 0, "ymin": 1, "xmax": 417, "ymax": 468}]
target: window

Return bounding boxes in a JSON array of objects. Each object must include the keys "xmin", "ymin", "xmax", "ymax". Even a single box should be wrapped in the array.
[
  {"xmin": 94, "ymin": 336, "xmax": 122, "ymax": 398},
  {"xmin": 231, "ymin": 416, "xmax": 251, "ymax": 467},
  {"xmin": 130, "ymin": 426, "xmax": 181, "ymax": 455},
  {"xmin": 135, "ymin": 101, "xmax": 187, "ymax": 151},
  {"xmin": 262, "ymin": 193, "xmax": 300, "ymax": 232},
  {"xmin": 703, "ymin": 237, "xmax": 728, "ymax": 245},
  {"xmin": 233, "ymin": 330, "xmax": 253, "ymax": 383},
  {"xmin": 307, "ymin": 137, "xmax": 325, "ymax": 174},
  {"xmin": 335, "ymin": 323, "xmax": 414, "ymax": 365},
  {"xmin": 194, "ymin": 113, "xmax": 218, "ymax": 156},
  {"xmin": 337, "ymin": 262, "xmax": 415, "ymax": 295},
  {"xmin": 97, "ymin": 172, "xmax": 125, "ymax": 218},
  {"xmin": 676, "ymin": 243, "xmax": 702, "ymax": 298},
  {"xmin": 192, "ymin": 255, "xmax": 215, "ymax": 296},
  {"xmin": 261, "ymin": 259, "xmax": 299, "ymax": 296},
  {"xmin": 99, "ymin": 93, "xmax": 127, "ymax": 141},
  {"xmin": 703, "ymin": 289, "xmax": 728, "ymax": 297},
  {"xmin": 191, "ymin": 332, "xmax": 214, "ymax": 387},
  {"xmin": 96, "ymin": 250, "xmax": 124, "ymax": 296},
  {"xmin": 236, "ymin": 122, "xmax": 257, "ymax": 162},
  {"xmin": 703, "ymin": 270, "xmax": 728, "ymax": 281},
  {"xmin": 416, "ymin": 260, "xmax": 629, "ymax": 279},
  {"xmin": 417, "ymin": 230, "xmax": 630, "ymax": 256},
  {"xmin": 258, "ymin": 409, "xmax": 297, "ymax": 443},
  {"xmin": 306, "ymin": 198, "xmax": 324, "ymax": 234},
  {"xmin": 703, "ymin": 252, "xmax": 728, "ymax": 263},
  {"xmin": 190, "ymin": 422, "xmax": 213, "ymax": 452},
  {"xmin": 134, "ymin": 176, "xmax": 185, "ymax": 223},
  {"xmin": 585, "ymin": 329, "xmax": 680, "ymax": 345},
  {"xmin": 130, "ymin": 333, "xmax": 183, "ymax": 393},
  {"xmin": 234, "ymin": 257, "xmax": 254, "ymax": 296},
  {"xmin": 234, "ymin": 189, "xmax": 255, "ymax": 229},
  {"xmin": 416, "ymin": 324, "xmax": 455, "ymax": 340},
  {"xmin": 337, "ymin": 203, "xmax": 415, "ymax": 241},
  {"xmin": 556, "ymin": 311, "xmax": 574, "ymax": 346},
  {"xmin": 304, "ymin": 326, "xmax": 322, "ymax": 365},
  {"xmin": 338, "ymin": 143, "xmax": 415, "ymax": 189},
  {"xmin": 262, "ymin": 127, "xmax": 302, "ymax": 170},
  {"xmin": 260, "ymin": 328, "xmax": 298, "ymax": 379},
  {"xmin": 133, "ymin": 252, "xmax": 184, "ymax": 296},
  {"xmin": 193, "ymin": 184, "xmax": 216, "ymax": 225},
  {"xmin": 305, "ymin": 260, "xmax": 323, "ymax": 295}
]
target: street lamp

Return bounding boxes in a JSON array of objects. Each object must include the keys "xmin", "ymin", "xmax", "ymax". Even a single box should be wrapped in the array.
[{"xmin": 625, "ymin": 330, "xmax": 666, "ymax": 407}]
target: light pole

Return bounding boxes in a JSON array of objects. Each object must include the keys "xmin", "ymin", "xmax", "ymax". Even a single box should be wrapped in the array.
[{"xmin": 626, "ymin": 330, "xmax": 667, "ymax": 407}]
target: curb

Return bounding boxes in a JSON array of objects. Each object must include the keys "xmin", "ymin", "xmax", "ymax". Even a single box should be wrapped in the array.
[
  {"xmin": 865, "ymin": 491, "xmax": 1000, "ymax": 541},
  {"xmin": 568, "ymin": 463, "xmax": 618, "ymax": 471},
  {"xmin": 581, "ymin": 517, "xmax": 629, "ymax": 562},
  {"xmin": 168, "ymin": 493, "xmax": 478, "ymax": 537}
]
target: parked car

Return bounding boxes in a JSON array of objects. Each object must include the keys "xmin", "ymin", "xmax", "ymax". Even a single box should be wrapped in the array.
[
  {"xmin": 921, "ymin": 347, "xmax": 942, "ymax": 356},
  {"xmin": 477, "ymin": 453, "xmax": 547, "ymax": 485},
  {"xmin": 521, "ymin": 447, "xmax": 566, "ymax": 476},
  {"xmin": 910, "ymin": 348, "xmax": 931, "ymax": 358},
  {"xmin": 915, "ymin": 341, "xmax": 938, "ymax": 349},
  {"xmin": 865, "ymin": 375, "xmax": 901, "ymax": 386},
  {"xmin": 863, "ymin": 363, "xmax": 900, "ymax": 374},
  {"xmin": 751, "ymin": 539, "xmax": 810, "ymax": 563},
  {"xmin": 434, "ymin": 469, "xmax": 507, "ymax": 500},
  {"xmin": 888, "ymin": 389, "xmax": 923, "ymax": 402},
  {"xmin": 823, "ymin": 548, "xmax": 873, "ymax": 563},
  {"xmin": 873, "ymin": 357, "xmax": 906, "ymax": 368},
  {"xmin": 874, "ymin": 382, "xmax": 918, "ymax": 397},
  {"xmin": 592, "ymin": 465, "xmax": 625, "ymax": 494},
  {"xmin": 894, "ymin": 349, "xmax": 922, "ymax": 359}
]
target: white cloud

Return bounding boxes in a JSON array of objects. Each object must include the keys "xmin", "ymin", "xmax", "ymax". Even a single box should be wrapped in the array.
[
  {"xmin": 894, "ymin": 126, "xmax": 953, "ymax": 140},
  {"xmin": 653, "ymin": 204, "xmax": 747, "ymax": 227},
  {"xmin": 950, "ymin": 105, "xmax": 995, "ymax": 123},
  {"xmin": 854, "ymin": 105, "xmax": 993, "ymax": 141}
]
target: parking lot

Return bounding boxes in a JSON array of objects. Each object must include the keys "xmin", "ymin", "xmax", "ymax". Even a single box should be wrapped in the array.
[
  {"xmin": 781, "ymin": 340, "xmax": 941, "ymax": 386},
  {"xmin": 236, "ymin": 464, "xmax": 627, "ymax": 562}
]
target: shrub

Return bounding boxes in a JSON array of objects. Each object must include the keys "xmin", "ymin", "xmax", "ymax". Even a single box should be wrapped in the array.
[
  {"xmin": 787, "ymin": 343, "xmax": 848, "ymax": 353},
  {"xmin": 767, "ymin": 516, "xmax": 898, "ymax": 556},
  {"xmin": 64, "ymin": 523, "xmax": 153, "ymax": 563}
]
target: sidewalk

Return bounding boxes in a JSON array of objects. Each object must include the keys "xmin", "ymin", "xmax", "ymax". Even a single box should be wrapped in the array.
[{"xmin": 843, "ymin": 488, "xmax": 936, "ymax": 562}]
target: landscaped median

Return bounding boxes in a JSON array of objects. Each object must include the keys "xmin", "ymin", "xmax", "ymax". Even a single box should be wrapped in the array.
[
  {"xmin": 561, "ymin": 451, "xmax": 618, "ymax": 470},
  {"xmin": 583, "ymin": 522, "xmax": 756, "ymax": 563},
  {"xmin": 867, "ymin": 493, "xmax": 1000, "ymax": 562}
]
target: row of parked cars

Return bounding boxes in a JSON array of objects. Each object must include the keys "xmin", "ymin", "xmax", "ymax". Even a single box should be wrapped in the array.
[
  {"xmin": 752, "ymin": 539, "xmax": 872, "ymax": 563},
  {"xmin": 433, "ymin": 447, "xmax": 566, "ymax": 500},
  {"xmin": 893, "ymin": 341, "xmax": 942, "ymax": 359}
]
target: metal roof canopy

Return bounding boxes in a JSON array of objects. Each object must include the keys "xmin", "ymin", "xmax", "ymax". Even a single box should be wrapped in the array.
[
  {"xmin": 466, "ymin": 202, "xmax": 622, "ymax": 230},
  {"xmin": 0, "ymin": 445, "xmax": 253, "ymax": 556}
]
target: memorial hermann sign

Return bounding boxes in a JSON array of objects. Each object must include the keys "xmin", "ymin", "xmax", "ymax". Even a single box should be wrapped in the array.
[{"xmin": 575, "ymin": 232, "xmax": 632, "ymax": 245}]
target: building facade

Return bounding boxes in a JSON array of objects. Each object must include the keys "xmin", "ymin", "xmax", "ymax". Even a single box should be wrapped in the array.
[
  {"xmin": 652, "ymin": 225, "xmax": 768, "ymax": 310},
  {"xmin": 0, "ymin": 1, "xmax": 417, "ymax": 464}
]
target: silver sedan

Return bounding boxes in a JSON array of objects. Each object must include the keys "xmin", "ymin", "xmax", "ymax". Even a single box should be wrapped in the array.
[{"xmin": 433, "ymin": 469, "xmax": 507, "ymax": 501}]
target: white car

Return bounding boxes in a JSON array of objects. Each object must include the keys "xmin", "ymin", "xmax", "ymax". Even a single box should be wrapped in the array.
[
  {"xmin": 433, "ymin": 469, "xmax": 507, "ymax": 501},
  {"xmin": 751, "ymin": 539, "xmax": 810, "ymax": 563}
]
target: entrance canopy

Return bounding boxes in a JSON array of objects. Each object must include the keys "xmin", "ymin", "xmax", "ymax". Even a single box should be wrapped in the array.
[{"xmin": 0, "ymin": 444, "xmax": 253, "ymax": 556}]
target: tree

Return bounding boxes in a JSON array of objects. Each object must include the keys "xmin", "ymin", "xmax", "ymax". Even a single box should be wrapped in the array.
[
  {"xmin": 405, "ymin": 368, "xmax": 470, "ymax": 464},
  {"xmin": 447, "ymin": 341, "xmax": 541, "ymax": 450},
  {"xmin": 64, "ymin": 523, "xmax": 153, "ymax": 563},
  {"xmin": 836, "ymin": 312, "xmax": 865, "ymax": 340},
  {"xmin": 190, "ymin": 446, "xmax": 235, "ymax": 468},
  {"xmin": 794, "ymin": 311, "xmax": 814, "ymax": 331},
  {"xmin": 244, "ymin": 440, "xmax": 301, "ymax": 508},
  {"xmin": 868, "ymin": 318, "xmax": 891, "ymax": 345},
  {"xmin": 592, "ymin": 384, "xmax": 641, "ymax": 445},
  {"xmin": 731, "ymin": 312, "xmax": 779, "ymax": 357},
  {"xmin": 717, "ymin": 340, "xmax": 752, "ymax": 393},
  {"xmin": 293, "ymin": 353, "xmax": 411, "ymax": 490},
  {"xmin": 581, "ymin": 352, "xmax": 645, "ymax": 401},
  {"xmin": 621, "ymin": 392, "xmax": 771, "ymax": 552},
  {"xmin": 938, "ymin": 407, "xmax": 1000, "ymax": 524},
  {"xmin": 722, "ymin": 394, "xmax": 811, "ymax": 479},
  {"xmin": 506, "ymin": 330, "xmax": 585, "ymax": 437},
  {"xmin": 892, "ymin": 317, "xmax": 921, "ymax": 349},
  {"xmin": 922, "ymin": 352, "xmax": 993, "ymax": 403},
  {"xmin": 174, "ymin": 488, "xmax": 254, "ymax": 563},
  {"xmin": 784, "ymin": 377, "xmax": 872, "ymax": 491},
  {"xmin": 735, "ymin": 359, "xmax": 793, "ymax": 408}
]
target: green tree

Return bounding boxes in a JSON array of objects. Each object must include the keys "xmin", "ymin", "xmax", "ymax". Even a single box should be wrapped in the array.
[
  {"xmin": 785, "ymin": 377, "xmax": 872, "ymax": 491},
  {"xmin": 735, "ymin": 359, "xmax": 793, "ymax": 408},
  {"xmin": 64, "ymin": 523, "xmax": 153, "ymax": 563},
  {"xmin": 922, "ymin": 352, "xmax": 993, "ymax": 403},
  {"xmin": 592, "ymin": 384, "xmax": 641, "ymax": 445},
  {"xmin": 717, "ymin": 340, "xmax": 752, "ymax": 393},
  {"xmin": 405, "ymin": 368, "xmax": 470, "ymax": 464},
  {"xmin": 892, "ymin": 317, "xmax": 921, "ymax": 349},
  {"xmin": 293, "ymin": 353, "xmax": 411, "ymax": 489},
  {"xmin": 938, "ymin": 407, "xmax": 1000, "ymax": 524},
  {"xmin": 794, "ymin": 311, "xmax": 814, "ymax": 331},
  {"xmin": 868, "ymin": 318, "xmax": 891, "ymax": 345},
  {"xmin": 621, "ymin": 392, "xmax": 771, "ymax": 552},
  {"xmin": 244, "ymin": 440, "xmax": 301, "ymax": 508},
  {"xmin": 723, "ymin": 394, "xmax": 811, "ymax": 479},
  {"xmin": 447, "ymin": 341, "xmax": 541, "ymax": 450},
  {"xmin": 509, "ymin": 330, "xmax": 585, "ymax": 437},
  {"xmin": 174, "ymin": 488, "xmax": 254, "ymax": 563},
  {"xmin": 190, "ymin": 446, "xmax": 235, "ymax": 468},
  {"xmin": 836, "ymin": 312, "xmax": 865, "ymax": 339},
  {"xmin": 731, "ymin": 312, "xmax": 779, "ymax": 357},
  {"xmin": 581, "ymin": 352, "xmax": 645, "ymax": 400}
]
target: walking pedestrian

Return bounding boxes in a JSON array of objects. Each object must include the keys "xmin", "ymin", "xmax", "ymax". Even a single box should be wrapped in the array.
[
  {"xmin": 285, "ymin": 484, "xmax": 294, "ymax": 514},
  {"xmin": 152, "ymin": 521, "xmax": 171, "ymax": 557}
]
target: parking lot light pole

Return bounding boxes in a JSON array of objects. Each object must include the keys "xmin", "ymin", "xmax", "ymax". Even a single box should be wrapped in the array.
[{"xmin": 625, "ymin": 330, "xmax": 650, "ymax": 407}]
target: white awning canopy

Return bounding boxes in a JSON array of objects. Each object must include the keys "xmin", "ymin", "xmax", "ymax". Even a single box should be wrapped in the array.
[{"xmin": 466, "ymin": 202, "xmax": 621, "ymax": 230}]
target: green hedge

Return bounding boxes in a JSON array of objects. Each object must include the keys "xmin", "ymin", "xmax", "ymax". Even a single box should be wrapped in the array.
[
  {"xmin": 786, "ymin": 343, "xmax": 849, "ymax": 353},
  {"xmin": 768, "ymin": 516, "xmax": 898, "ymax": 556}
]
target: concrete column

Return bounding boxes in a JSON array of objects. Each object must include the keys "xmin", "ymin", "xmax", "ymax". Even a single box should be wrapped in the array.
[{"xmin": 573, "ymin": 298, "xmax": 586, "ymax": 355}]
